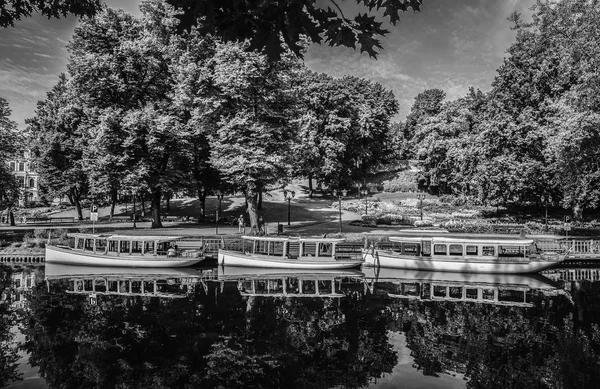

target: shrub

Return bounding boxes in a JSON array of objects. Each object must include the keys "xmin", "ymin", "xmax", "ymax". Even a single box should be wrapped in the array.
[{"xmin": 381, "ymin": 170, "xmax": 418, "ymax": 193}]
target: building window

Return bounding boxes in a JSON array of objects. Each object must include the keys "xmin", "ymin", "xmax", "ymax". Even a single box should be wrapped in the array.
[
  {"xmin": 18, "ymin": 162, "xmax": 24, "ymax": 171},
  {"xmin": 10, "ymin": 162, "xmax": 15, "ymax": 171},
  {"xmin": 29, "ymin": 178, "xmax": 35, "ymax": 188}
]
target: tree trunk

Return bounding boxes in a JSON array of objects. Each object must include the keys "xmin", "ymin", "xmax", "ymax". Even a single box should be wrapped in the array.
[
  {"xmin": 246, "ymin": 193, "xmax": 259, "ymax": 234},
  {"xmin": 165, "ymin": 192, "xmax": 171, "ymax": 212},
  {"xmin": 151, "ymin": 188, "xmax": 163, "ymax": 228},
  {"xmin": 8, "ymin": 210, "xmax": 15, "ymax": 227},
  {"xmin": 197, "ymin": 188, "xmax": 206, "ymax": 222},
  {"xmin": 573, "ymin": 204, "xmax": 583, "ymax": 221},
  {"xmin": 110, "ymin": 188, "xmax": 117, "ymax": 218},
  {"xmin": 71, "ymin": 187, "xmax": 83, "ymax": 220},
  {"xmin": 140, "ymin": 192, "xmax": 146, "ymax": 217},
  {"xmin": 308, "ymin": 173, "xmax": 313, "ymax": 198},
  {"xmin": 258, "ymin": 191, "xmax": 263, "ymax": 210}
]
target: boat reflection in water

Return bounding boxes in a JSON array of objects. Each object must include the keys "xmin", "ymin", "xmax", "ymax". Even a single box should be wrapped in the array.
[
  {"xmin": 364, "ymin": 267, "xmax": 562, "ymax": 307},
  {"xmin": 44, "ymin": 263, "xmax": 215, "ymax": 299},
  {"xmin": 218, "ymin": 266, "xmax": 367, "ymax": 298}
]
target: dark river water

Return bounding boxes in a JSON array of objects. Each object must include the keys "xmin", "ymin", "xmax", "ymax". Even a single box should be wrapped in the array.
[{"xmin": 1, "ymin": 263, "xmax": 599, "ymax": 389}]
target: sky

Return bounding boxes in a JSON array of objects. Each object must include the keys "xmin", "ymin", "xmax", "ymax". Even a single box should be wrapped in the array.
[{"xmin": 0, "ymin": 0, "xmax": 536, "ymax": 129}]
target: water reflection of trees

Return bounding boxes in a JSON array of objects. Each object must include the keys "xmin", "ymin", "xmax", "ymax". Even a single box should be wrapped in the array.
[
  {"xmin": 0, "ymin": 265, "xmax": 20, "ymax": 387},
  {"xmin": 22, "ymin": 279, "xmax": 395, "ymax": 388},
  {"xmin": 388, "ymin": 286, "xmax": 600, "ymax": 389}
]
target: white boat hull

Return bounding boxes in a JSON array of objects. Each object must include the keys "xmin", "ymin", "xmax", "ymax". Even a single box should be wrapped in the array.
[
  {"xmin": 218, "ymin": 250, "xmax": 363, "ymax": 270},
  {"xmin": 362, "ymin": 250, "xmax": 561, "ymax": 274},
  {"xmin": 45, "ymin": 245, "xmax": 203, "ymax": 268}
]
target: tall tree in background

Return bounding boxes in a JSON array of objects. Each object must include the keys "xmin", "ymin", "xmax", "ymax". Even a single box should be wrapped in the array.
[
  {"xmin": 201, "ymin": 43, "xmax": 303, "ymax": 231},
  {"xmin": 294, "ymin": 72, "xmax": 398, "ymax": 193},
  {"xmin": 0, "ymin": 97, "xmax": 21, "ymax": 226},
  {"xmin": 66, "ymin": 1, "xmax": 184, "ymax": 227},
  {"xmin": 28, "ymin": 75, "xmax": 89, "ymax": 220}
]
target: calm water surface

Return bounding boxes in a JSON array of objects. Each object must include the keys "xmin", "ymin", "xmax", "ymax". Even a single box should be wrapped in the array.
[{"xmin": 1, "ymin": 263, "xmax": 599, "ymax": 389}]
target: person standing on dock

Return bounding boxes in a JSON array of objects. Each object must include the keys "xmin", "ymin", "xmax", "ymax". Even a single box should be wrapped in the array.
[{"xmin": 238, "ymin": 214, "xmax": 245, "ymax": 233}]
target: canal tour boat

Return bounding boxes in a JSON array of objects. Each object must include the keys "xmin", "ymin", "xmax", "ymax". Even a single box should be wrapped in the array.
[
  {"xmin": 45, "ymin": 233, "xmax": 205, "ymax": 268},
  {"xmin": 217, "ymin": 236, "xmax": 364, "ymax": 270},
  {"xmin": 362, "ymin": 267, "xmax": 561, "ymax": 307},
  {"xmin": 218, "ymin": 266, "xmax": 366, "ymax": 298},
  {"xmin": 362, "ymin": 235, "xmax": 566, "ymax": 274},
  {"xmin": 44, "ymin": 263, "xmax": 208, "ymax": 299}
]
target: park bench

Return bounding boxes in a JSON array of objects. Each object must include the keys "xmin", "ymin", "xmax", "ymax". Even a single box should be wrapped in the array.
[
  {"xmin": 162, "ymin": 215, "xmax": 180, "ymax": 222},
  {"xmin": 110, "ymin": 215, "xmax": 131, "ymax": 222},
  {"xmin": 48, "ymin": 217, "xmax": 77, "ymax": 224}
]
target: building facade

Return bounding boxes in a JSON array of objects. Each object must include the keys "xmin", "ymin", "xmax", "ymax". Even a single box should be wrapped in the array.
[{"xmin": 7, "ymin": 149, "xmax": 40, "ymax": 206}]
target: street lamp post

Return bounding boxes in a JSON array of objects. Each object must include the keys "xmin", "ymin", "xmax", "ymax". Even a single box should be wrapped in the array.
[
  {"xmin": 544, "ymin": 193, "xmax": 552, "ymax": 231},
  {"xmin": 360, "ymin": 188, "xmax": 369, "ymax": 215},
  {"xmin": 337, "ymin": 189, "xmax": 348, "ymax": 233},
  {"xmin": 283, "ymin": 190, "xmax": 295, "ymax": 226},
  {"xmin": 417, "ymin": 192, "xmax": 426, "ymax": 221},
  {"xmin": 132, "ymin": 191, "xmax": 137, "ymax": 229},
  {"xmin": 215, "ymin": 191, "xmax": 224, "ymax": 235}
]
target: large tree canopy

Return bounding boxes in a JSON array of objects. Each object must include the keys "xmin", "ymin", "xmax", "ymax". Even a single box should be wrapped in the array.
[
  {"xmin": 167, "ymin": 0, "xmax": 423, "ymax": 60},
  {"xmin": 0, "ymin": 97, "xmax": 21, "ymax": 218},
  {"xmin": 0, "ymin": 0, "xmax": 101, "ymax": 27}
]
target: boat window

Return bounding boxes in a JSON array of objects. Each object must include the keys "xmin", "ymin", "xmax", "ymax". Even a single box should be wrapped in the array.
[
  {"xmin": 319, "ymin": 243, "xmax": 333, "ymax": 257},
  {"xmin": 131, "ymin": 241, "xmax": 142, "ymax": 254},
  {"xmin": 244, "ymin": 239, "xmax": 254, "ymax": 254},
  {"xmin": 482, "ymin": 246, "xmax": 495, "ymax": 256},
  {"xmin": 390, "ymin": 241, "xmax": 402, "ymax": 253},
  {"xmin": 402, "ymin": 243, "xmax": 419, "ymax": 256},
  {"xmin": 144, "ymin": 241, "xmax": 155, "ymax": 254},
  {"xmin": 287, "ymin": 241, "xmax": 300, "ymax": 259},
  {"xmin": 84, "ymin": 239, "xmax": 95, "ymax": 250},
  {"xmin": 94, "ymin": 278, "xmax": 107, "ymax": 292},
  {"xmin": 466, "ymin": 245, "xmax": 478, "ymax": 255},
  {"xmin": 421, "ymin": 241, "xmax": 431, "ymax": 256},
  {"xmin": 301, "ymin": 279, "xmax": 316, "ymax": 294},
  {"xmin": 143, "ymin": 281, "xmax": 155, "ymax": 293},
  {"xmin": 433, "ymin": 244, "xmax": 447, "ymax": 255},
  {"xmin": 286, "ymin": 278, "xmax": 300, "ymax": 294},
  {"xmin": 498, "ymin": 245, "xmax": 525, "ymax": 258},
  {"xmin": 120, "ymin": 241, "xmax": 130, "ymax": 253},
  {"xmin": 271, "ymin": 241, "xmax": 285, "ymax": 256},
  {"xmin": 482, "ymin": 288, "xmax": 495, "ymax": 300},
  {"xmin": 76, "ymin": 239, "xmax": 84, "ymax": 250},
  {"xmin": 466, "ymin": 288, "xmax": 478, "ymax": 299},
  {"xmin": 256, "ymin": 241, "xmax": 269, "ymax": 255},
  {"xmin": 318, "ymin": 280, "xmax": 333, "ymax": 295},
  {"xmin": 449, "ymin": 286, "xmax": 462, "ymax": 299},
  {"xmin": 449, "ymin": 244, "xmax": 463, "ymax": 255},
  {"xmin": 302, "ymin": 242, "xmax": 317, "ymax": 257},
  {"xmin": 130, "ymin": 281, "xmax": 141, "ymax": 294},
  {"xmin": 96, "ymin": 239, "xmax": 106, "ymax": 252},
  {"xmin": 108, "ymin": 240, "xmax": 119, "ymax": 252},
  {"xmin": 433, "ymin": 285, "xmax": 447, "ymax": 297}
]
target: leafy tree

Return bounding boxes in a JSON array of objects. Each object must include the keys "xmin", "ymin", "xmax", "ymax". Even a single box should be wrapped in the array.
[
  {"xmin": 404, "ymin": 88, "xmax": 446, "ymax": 147},
  {"xmin": 166, "ymin": 0, "xmax": 424, "ymax": 60},
  {"xmin": 0, "ymin": 0, "xmax": 101, "ymax": 27},
  {"xmin": 65, "ymin": 2, "xmax": 186, "ymax": 227},
  {"xmin": 174, "ymin": 39, "xmax": 304, "ymax": 231},
  {"xmin": 28, "ymin": 74, "xmax": 89, "ymax": 220},
  {"xmin": 294, "ymin": 72, "xmax": 398, "ymax": 193},
  {"xmin": 0, "ymin": 97, "xmax": 21, "ymax": 225}
]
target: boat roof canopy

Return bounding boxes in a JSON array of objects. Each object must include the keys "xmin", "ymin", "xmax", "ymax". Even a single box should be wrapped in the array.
[
  {"xmin": 241, "ymin": 236, "xmax": 346, "ymax": 243},
  {"xmin": 68, "ymin": 233, "xmax": 183, "ymax": 242},
  {"xmin": 389, "ymin": 236, "xmax": 535, "ymax": 245}
]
